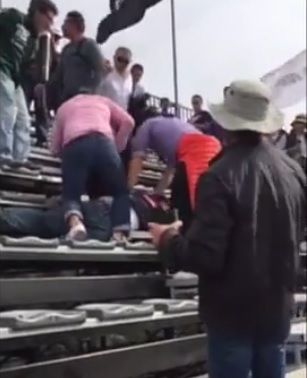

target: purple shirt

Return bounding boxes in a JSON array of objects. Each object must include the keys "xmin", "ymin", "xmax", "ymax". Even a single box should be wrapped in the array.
[{"xmin": 132, "ymin": 116, "xmax": 201, "ymax": 167}]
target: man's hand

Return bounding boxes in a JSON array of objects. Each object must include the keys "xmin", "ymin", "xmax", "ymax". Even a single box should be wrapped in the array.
[{"xmin": 148, "ymin": 221, "xmax": 182, "ymax": 247}]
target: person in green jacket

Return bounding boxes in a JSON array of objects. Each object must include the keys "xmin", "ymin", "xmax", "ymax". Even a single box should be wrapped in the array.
[{"xmin": 0, "ymin": 0, "xmax": 58, "ymax": 174}]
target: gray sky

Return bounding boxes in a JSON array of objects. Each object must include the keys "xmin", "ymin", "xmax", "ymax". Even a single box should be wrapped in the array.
[{"xmin": 4, "ymin": 0, "xmax": 307, "ymax": 123}]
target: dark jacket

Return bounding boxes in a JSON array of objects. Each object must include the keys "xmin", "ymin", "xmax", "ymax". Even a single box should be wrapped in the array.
[
  {"xmin": 188, "ymin": 110, "xmax": 225, "ymax": 144},
  {"xmin": 0, "ymin": 8, "xmax": 37, "ymax": 85},
  {"xmin": 159, "ymin": 140, "xmax": 306, "ymax": 342},
  {"xmin": 285, "ymin": 130, "xmax": 307, "ymax": 170},
  {"xmin": 50, "ymin": 38, "xmax": 103, "ymax": 106}
]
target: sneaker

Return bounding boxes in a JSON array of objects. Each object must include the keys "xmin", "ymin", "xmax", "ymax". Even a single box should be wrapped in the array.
[
  {"xmin": 66, "ymin": 223, "xmax": 87, "ymax": 242},
  {"xmin": 0, "ymin": 160, "xmax": 19, "ymax": 172},
  {"xmin": 112, "ymin": 231, "xmax": 128, "ymax": 245}
]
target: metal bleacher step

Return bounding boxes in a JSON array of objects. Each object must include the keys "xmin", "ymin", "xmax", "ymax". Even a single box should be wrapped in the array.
[
  {"xmin": 0, "ymin": 236, "xmax": 59, "ymax": 248},
  {"xmin": 287, "ymin": 322, "xmax": 306, "ymax": 365},
  {"xmin": 129, "ymin": 231, "xmax": 152, "ymax": 241},
  {"xmin": 142, "ymin": 299, "xmax": 198, "ymax": 314},
  {"xmin": 0, "ymin": 237, "xmax": 156, "ymax": 254},
  {"xmin": 30, "ymin": 147, "xmax": 165, "ymax": 173},
  {"xmin": 40, "ymin": 165, "xmax": 61, "ymax": 177},
  {"xmin": 0, "ymin": 191, "xmax": 46, "ymax": 204},
  {"xmin": 0, "ymin": 311, "xmax": 200, "ymax": 355},
  {"xmin": 75, "ymin": 303, "xmax": 155, "ymax": 321},
  {"xmin": 294, "ymin": 294, "xmax": 307, "ymax": 319},
  {"xmin": 194, "ymin": 371, "xmax": 307, "ymax": 378},
  {"xmin": 0, "ymin": 310, "xmax": 86, "ymax": 331},
  {"xmin": 0, "ymin": 168, "xmax": 61, "ymax": 184},
  {"xmin": 167, "ymin": 272, "xmax": 198, "ymax": 287},
  {"xmin": 166, "ymin": 272, "xmax": 199, "ymax": 299},
  {"xmin": 69, "ymin": 240, "xmax": 117, "ymax": 250},
  {"xmin": 124, "ymin": 241, "xmax": 156, "ymax": 251}
]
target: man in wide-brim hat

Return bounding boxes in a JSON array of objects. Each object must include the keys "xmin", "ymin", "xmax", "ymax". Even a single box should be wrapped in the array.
[{"xmin": 148, "ymin": 79, "xmax": 306, "ymax": 378}]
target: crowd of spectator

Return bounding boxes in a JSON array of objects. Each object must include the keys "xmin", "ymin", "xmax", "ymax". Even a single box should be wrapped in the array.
[
  {"xmin": 0, "ymin": 1, "xmax": 306, "ymax": 376},
  {"xmin": 0, "ymin": 0, "xmax": 306, "ymax": 239}
]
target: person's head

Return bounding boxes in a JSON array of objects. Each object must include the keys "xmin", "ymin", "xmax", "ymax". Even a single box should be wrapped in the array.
[
  {"xmin": 28, "ymin": 0, "xmax": 58, "ymax": 32},
  {"xmin": 131, "ymin": 63, "xmax": 144, "ymax": 84},
  {"xmin": 291, "ymin": 114, "xmax": 306, "ymax": 135},
  {"xmin": 208, "ymin": 79, "xmax": 283, "ymax": 144},
  {"xmin": 62, "ymin": 11, "xmax": 85, "ymax": 40},
  {"xmin": 160, "ymin": 97, "xmax": 171, "ymax": 112},
  {"xmin": 114, "ymin": 47, "xmax": 132, "ymax": 73},
  {"xmin": 191, "ymin": 94, "xmax": 203, "ymax": 113}
]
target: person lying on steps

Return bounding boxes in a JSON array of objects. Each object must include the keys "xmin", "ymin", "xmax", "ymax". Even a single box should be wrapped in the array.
[
  {"xmin": 48, "ymin": 87, "xmax": 135, "ymax": 242},
  {"xmin": 0, "ymin": 192, "xmax": 175, "ymax": 241}
]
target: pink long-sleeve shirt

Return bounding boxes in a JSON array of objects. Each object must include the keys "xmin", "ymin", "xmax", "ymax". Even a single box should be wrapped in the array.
[{"xmin": 49, "ymin": 94, "xmax": 135, "ymax": 156}]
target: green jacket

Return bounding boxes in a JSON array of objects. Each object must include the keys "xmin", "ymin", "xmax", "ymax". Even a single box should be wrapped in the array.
[{"xmin": 0, "ymin": 8, "xmax": 37, "ymax": 85}]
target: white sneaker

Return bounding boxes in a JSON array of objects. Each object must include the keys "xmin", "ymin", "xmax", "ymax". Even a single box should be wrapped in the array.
[
  {"xmin": 66, "ymin": 223, "xmax": 87, "ymax": 241},
  {"xmin": 112, "ymin": 232, "xmax": 128, "ymax": 245}
]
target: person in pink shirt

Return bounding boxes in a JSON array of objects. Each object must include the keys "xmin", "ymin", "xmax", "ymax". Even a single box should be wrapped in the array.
[{"xmin": 49, "ymin": 89, "xmax": 135, "ymax": 241}]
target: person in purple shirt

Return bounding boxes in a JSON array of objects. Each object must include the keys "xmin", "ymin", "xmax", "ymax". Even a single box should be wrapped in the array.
[{"xmin": 128, "ymin": 116, "xmax": 221, "ymax": 231}]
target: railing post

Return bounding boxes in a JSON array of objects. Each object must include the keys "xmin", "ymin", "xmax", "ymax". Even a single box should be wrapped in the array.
[{"xmin": 170, "ymin": 0, "xmax": 179, "ymax": 117}]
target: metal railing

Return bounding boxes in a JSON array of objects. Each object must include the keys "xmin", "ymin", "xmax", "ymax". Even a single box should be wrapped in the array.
[{"xmin": 148, "ymin": 94, "xmax": 193, "ymax": 122}]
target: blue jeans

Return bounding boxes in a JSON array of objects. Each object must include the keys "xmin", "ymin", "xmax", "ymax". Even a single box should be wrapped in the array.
[
  {"xmin": 62, "ymin": 133, "xmax": 130, "ymax": 233},
  {"xmin": 0, "ymin": 202, "xmax": 111, "ymax": 241},
  {"xmin": 0, "ymin": 71, "xmax": 31, "ymax": 162},
  {"xmin": 207, "ymin": 332, "xmax": 286, "ymax": 378}
]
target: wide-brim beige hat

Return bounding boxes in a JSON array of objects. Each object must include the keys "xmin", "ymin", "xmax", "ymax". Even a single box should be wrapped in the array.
[
  {"xmin": 209, "ymin": 80, "xmax": 284, "ymax": 134},
  {"xmin": 291, "ymin": 114, "xmax": 306, "ymax": 126}
]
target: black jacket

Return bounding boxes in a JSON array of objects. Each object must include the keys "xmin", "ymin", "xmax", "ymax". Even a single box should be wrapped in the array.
[
  {"xmin": 285, "ymin": 130, "xmax": 307, "ymax": 170},
  {"xmin": 159, "ymin": 140, "xmax": 306, "ymax": 342}
]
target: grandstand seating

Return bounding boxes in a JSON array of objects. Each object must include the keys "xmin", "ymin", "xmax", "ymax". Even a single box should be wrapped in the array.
[{"xmin": 0, "ymin": 103, "xmax": 306, "ymax": 377}]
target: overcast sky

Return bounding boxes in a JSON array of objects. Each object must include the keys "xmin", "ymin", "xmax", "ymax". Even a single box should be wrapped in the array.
[{"xmin": 4, "ymin": 0, "xmax": 307, "ymax": 124}]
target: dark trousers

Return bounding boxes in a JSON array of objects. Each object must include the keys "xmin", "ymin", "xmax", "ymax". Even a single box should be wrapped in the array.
[
  {"xmin": 170, "ymin": 161, "xmax": 193, "ymax": 234},
  {"xmin": 23, "ymin": 80, "xmax": 49, "ymax": 146},
  {"xmin": 0, "ymin": 203, "xmax": 111, "ymax": 241},
  {"xmin": 62, "ymin": 133, "xmax": 130, "ymax": 232},
  {"xmin": 207, "ymin": 331, "xmax": 286, "ymax": 378}
]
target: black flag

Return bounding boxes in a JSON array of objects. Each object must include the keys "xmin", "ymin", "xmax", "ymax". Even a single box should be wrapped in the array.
[{"xmin": 96, "ymin": 0, "xmax": 163, "ymax": 44}]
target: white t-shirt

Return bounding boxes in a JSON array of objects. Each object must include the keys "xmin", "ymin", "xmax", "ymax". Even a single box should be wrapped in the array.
[{"xmin": 98, "ymin": 70, "xmax": 133, "ymax": 110}]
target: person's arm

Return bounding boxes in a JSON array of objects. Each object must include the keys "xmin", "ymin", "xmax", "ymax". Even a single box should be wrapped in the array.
[
  {"xmin": 82, "ymin": 39, "xmax": 104, "ymax": 88},
  {"xmin": 105, "ymin": 97, "xmax": 135, "ymax": 152},
  {"xmin": 158, "ymin": 171, "xmax": 233, "ymax": 275},
  {"xmin": 128, "ymin": 121, "xmax": 152, "ymax": 188},
  {"xmin": 48, "ymin": 105, "xmax": 65, "ymax": 156}
]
